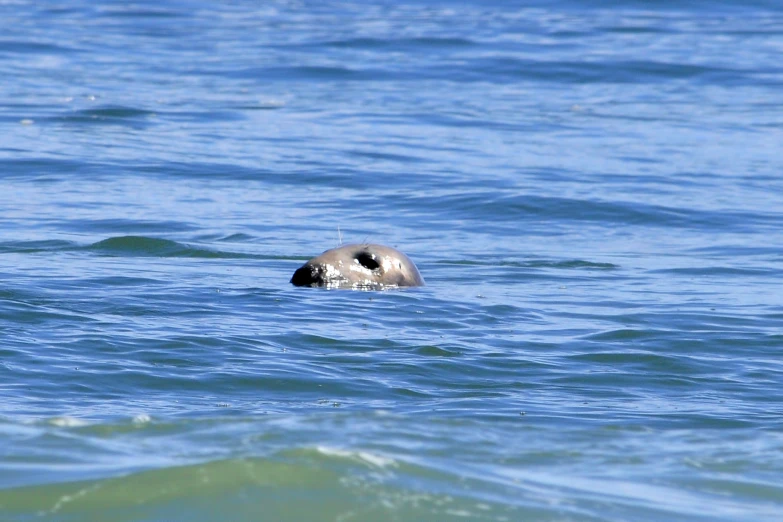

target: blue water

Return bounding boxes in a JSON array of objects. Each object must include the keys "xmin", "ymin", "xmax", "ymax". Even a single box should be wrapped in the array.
[{"xmin": 2, "ymin": 0, "xmax": 783, "ymax": 520}]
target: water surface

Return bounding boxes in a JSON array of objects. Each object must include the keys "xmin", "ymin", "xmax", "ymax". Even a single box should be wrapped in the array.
[{"xmin": 1, "ymin": 0, "xmax": 782, "ymax": 520}]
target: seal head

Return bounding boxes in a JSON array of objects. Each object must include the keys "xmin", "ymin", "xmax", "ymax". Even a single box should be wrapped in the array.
[{"xmin": 291, "ymin": 244, "xmax": 424, "ymax": 289}]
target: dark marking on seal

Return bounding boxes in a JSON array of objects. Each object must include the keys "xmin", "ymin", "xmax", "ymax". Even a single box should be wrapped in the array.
[
  {"xmin": 291, "ymin": 244, "xmax": 424, "ymax": 289},
  {"xmin": 356, "ymin": 251, "xmax": 380, "ymax": 271}
]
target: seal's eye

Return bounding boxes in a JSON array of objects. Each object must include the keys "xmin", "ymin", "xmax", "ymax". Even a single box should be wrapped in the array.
[{"xmin": 356, "ymin": 251, "xmax": 380, "ymax": 270}]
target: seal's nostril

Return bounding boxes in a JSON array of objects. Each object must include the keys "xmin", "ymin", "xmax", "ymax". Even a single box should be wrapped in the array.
[
  {"xmin": 290, "ymin": 265, "xmax": 316, "ymax": 286},
  {"xmin": 356, "ymin": 251, "xmax": 380, "ymax": 270}
]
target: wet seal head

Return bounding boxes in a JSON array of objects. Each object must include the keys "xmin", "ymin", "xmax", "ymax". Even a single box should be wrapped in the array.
[{"xmin": 291, "ymin": 244, "xmax": 424, "ymax": 289}]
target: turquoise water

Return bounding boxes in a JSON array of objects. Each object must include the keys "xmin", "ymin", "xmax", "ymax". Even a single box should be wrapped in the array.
[{"xmin": 2, "ymin": 1, "xmax": 782, "ymax": 520}]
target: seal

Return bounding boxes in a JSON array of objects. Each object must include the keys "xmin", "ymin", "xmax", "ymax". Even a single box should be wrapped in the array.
[{"xmin": 291, "ymin": 244, "xmax": 424, "ymax": 289}]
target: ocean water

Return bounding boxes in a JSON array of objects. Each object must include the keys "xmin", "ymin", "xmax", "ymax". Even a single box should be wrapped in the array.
[{"xmin": 1, "ymin": 0, "xmax": 782, "ymax": 520}]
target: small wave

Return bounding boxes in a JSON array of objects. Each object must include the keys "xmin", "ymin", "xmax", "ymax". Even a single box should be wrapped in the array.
[
  {"xmin": 47, "ymin": 416, "xmax": 91, "ymax": 428},
  {"xmin": 314, "ymin": 446, "xmax": 398, "ymax": 469},
  {"xmin": 231, "ymin": 65, "xmax": 391, "ymax": 82},
  {"xmin": 442, "ymin": 259, "xmax": 619, "ymax": 270},
  {"xmin": 465, "ymin": 56, "xmax": 747, "ymax": 85},
  {"xmin": 650, "ymin": 266, "xmax": 776, "ymax": 277},
  {"xmin": 0, "ymin": 240, "xmax": 76, "ymax": 254},
  {"xmin": 215, "ymin": 233, "xmax": 256, "ymax": 243},
  {"xmin": 73, "ymin": 106, "xmax": 156, "ymax": 119},
  {"xmin": 99, "ymin": 7, "xmax": 184, "ymax": 19},
  {"xmin": 53, "ymin": 106, "xmax": 157, "ymax": 127},
  {"xmin": 346, "ymin": 149, "xmax": 430, "ymax": 164},
  {"xmin": 418, "ymin": 191, "xmax": 770, "ymax": 231},
  {"xmin": 528, "ymin": 259, "xmax": 619, "ymax": 270},
  {"xmin": 87, "ymin": 236, "xmax": 252, "ymax": 259},
  {"xmin": 0, "ymin": 40, "xmax": 80, "ymax": 54},
  {"xmin": 321, "ymin": 36, "xmax": 476, "ymax": 49}
]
